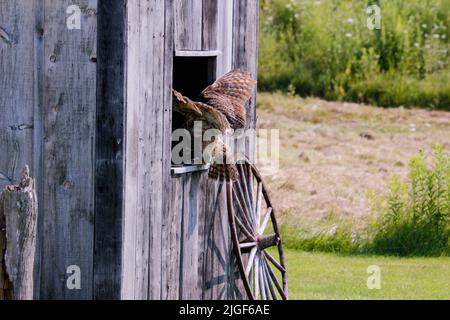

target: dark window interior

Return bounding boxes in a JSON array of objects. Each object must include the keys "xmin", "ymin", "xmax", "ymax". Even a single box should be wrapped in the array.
[{"xmin": 172, "ymin": 56, "xmax": 216, "ymax": 166}]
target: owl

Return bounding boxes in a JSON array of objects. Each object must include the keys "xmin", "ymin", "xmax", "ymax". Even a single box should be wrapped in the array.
[{"xmin": 173, "ymin": 69, "xmax": 257, "ymax": 181}]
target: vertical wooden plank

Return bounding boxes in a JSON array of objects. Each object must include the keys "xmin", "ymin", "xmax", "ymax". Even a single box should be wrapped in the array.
[
  {"xmin": 121, "ymin": 0, "xmax": 139, "ymax": 300},
  {"xmin": 200, "ymin": 179, "xmax": 216, "ymax": 300},
  {"xmin": 233, "ymin": 0, "xmax": 259, "ymax": 159},
  {"xmin": 94, "ymin": 0, "xmax": 125, "ymax": 300},
  {"xmin": 196, "ymin": 172, "xmax": 207, "ymax": 298},
  {"xmin": 40, "ymin": 0, "xmax": 97, "ymax": 300},
  {"xmin": 121, "ymin": 0, "xmax": 168, "ymax": 300},
  {"xmin": 161, "ymin": 0, "xmax": 176, "ymax": 300},
  {"xmin": 216, "ymin": 0, "xmax": 233, "ymax": 76},
  {"xmin": 202, "ymin": 180, "xmax": 235, "ymax": 299},
  {"xmin": 147, "ymin": 0, "xmax": 166, "ymax": 300},
  {"xmin": 202, "ymin": 0, "xmax": 218, "ymax": 50},
  {"xmin": 174, "ymin": 0, "xmax": 203, "ymax": 50},
  {"xmin": 212, "ymin": 183, "xmax": 231, "ymax": 299},
  {"xmin": 162, "ymin": 176, "xmax": 182, "ymax": 300},
  {"xmin": 133, "ymin": 0, "xmax": 152, "ymax": 299},
  {"xmin": 0, "ymin": 0, "xmax": 43, "ymax": 299},
  {"xmin": 0, "ymin": 1, "xmax": 37, "ymax": 199},
  {"xmin": 33, "ymin": 0, "xmax": 45, "ymax": 301},
  {"xmin": 179, "ymin": 174, "xmax": 191, "ymax": 298}
]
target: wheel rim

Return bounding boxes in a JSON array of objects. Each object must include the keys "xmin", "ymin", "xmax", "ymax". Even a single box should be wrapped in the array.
[{"xmin": 226, "ymin": 161, "xmax": 288, "ymax": 300}]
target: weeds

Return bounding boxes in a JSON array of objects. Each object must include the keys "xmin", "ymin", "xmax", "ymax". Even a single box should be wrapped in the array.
[
  {"xmin": 259, "ymin": 0, "xmax": 450, "ymax": 109},
  {"xmin": 280, "ymin": 145, "xmax": 450, "ymax": 256}
]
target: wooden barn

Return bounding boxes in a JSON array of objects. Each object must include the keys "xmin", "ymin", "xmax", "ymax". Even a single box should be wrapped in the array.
[{"xmin": 0, "ymin": 0, "xmax": 258, "ymax": 300}]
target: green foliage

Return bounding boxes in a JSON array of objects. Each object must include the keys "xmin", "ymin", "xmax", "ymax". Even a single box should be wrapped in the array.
[
  {"xmin": 259, "ymin": 0, "xmax": 450, "ymax": 109},
  {"xmin": 368, "ymin": 145, "xmax": 450, "ymax": 256},
  {"xmin": 280, "ymin": 145, "xmax": 450, "ymax": 256}
]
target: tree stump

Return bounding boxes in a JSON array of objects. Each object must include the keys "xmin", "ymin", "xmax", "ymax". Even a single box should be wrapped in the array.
[{"xmin": 0, "ymin": 166, "xmax": 37, "ymax": 300}]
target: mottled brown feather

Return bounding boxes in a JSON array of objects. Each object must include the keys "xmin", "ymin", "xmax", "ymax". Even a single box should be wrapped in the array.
[
  {"xmin": 172, "ymin": 69, "xmax": 256, "ymax": 181},
  {"xmin": 201, "ymin": 70, "xmax": 257, "ymax": 129}
]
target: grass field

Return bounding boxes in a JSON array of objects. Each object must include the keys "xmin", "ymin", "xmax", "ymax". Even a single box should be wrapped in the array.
[
  {"xmin": 257, "ymin": 92, "xmax": 450, "ymax": 222},
  {"xmin": 285, "ymin": 249, "xmax": 450, "ymax": 300},
  {"xmin": 257, "ymin": 92, "xmax": 449, "ymax": 298}
]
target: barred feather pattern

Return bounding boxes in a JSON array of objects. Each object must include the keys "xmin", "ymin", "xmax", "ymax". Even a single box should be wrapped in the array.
[
  {"xmin": 202, "ymin": 70, "xmax": 257, "ymax": 129},
  {"xmin": 209, "ymin": 163, "xmax": 239, "ymax": 181},
  {"xmin": 173, "ymin": 69, "xmax": 257, "ymax": 181},
  {"xmin": 208, "ymin": 140, "xmax": 239, "ymax": 181}
]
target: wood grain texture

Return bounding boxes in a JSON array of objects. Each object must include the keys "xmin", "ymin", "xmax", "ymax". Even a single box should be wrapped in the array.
[
  {"xmin": 216, "ymin": 0, "xmax": 233, "ymax": 77},
  {"xmin": 161, "ymin": 0, "xmax": 176, "ymax": 301},
  {"xmin": 121, "ymin": 0, "xmax": 169, "ymax": 300},
  {"xmin": 121, "ymin": 0, "xmax": 140, "ymax": 299},
  {"xmin": 0, "ymin": 1, "xmax": 37, "ymax": 197},
  {"xmin": 0, "ymin": 168, "xmax": 38, "ymax": 300},
  {"xmin": 175, "ymin": 0, "xmax": 203, "ymax": 50},
  {"xmin": 233, "ymin": 0, "xmax": 259, "ymax": 160},
  {"xmin": 162, "ymin": 176, "xmax": 183, "ymax": 300},
  {"xmin": 94, "ymin": 0, "xmax": 125, "ymax": 300},
  {"xmin": 202, "ymin": 0, "xmax": 218, "ymax": 50},
  {"xmin": 40, "ymin": 0, "xmax": 97, "ymax": 300},
  {"xmin": 0, "ymin": 0, "xmax": 259, "ymax": 301}
]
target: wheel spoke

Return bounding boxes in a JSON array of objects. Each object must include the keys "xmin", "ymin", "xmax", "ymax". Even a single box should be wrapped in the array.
[
  {"xmin": 262, "ymin": 257, "xmax": 277, "ymax": 300},
  {"xmin": 254, "ymin": 255, "xmax": 260, "ymax": 299},
  {"xmin": 247, "ymin": 164, "xmax": 254, "ymax": 205},
  {"xmin": 255, "ymin": 182, "xmax": 263, "ymax": 228},
  {"xmin": 245, "ymin": 247, "xmax": 258, "ymax": 278},
  {"xmin": 234, "ymin": 198, "xmax": 255, "ymax": 234},
  {"xmin": 265, "ymin": 256, "xmax": 287, "ymax": 300},
  {"xmin": 259, "ymin": 207, "xmax": 272, "ymax": 235},
  {"xmin": 238, "ymin": 165, "xmax": 254, "ymax": 221},
  {"xmin": 233, "ymin": 184, "xmax": 254, "ymax": 232},
  {"xmin": 234, "ymin": 215, "xmax": 255, "ymax": 241},
  {"xmin": 259, "ymin": 256, "xmax": 267, "ymax": 300},
  {"xmin": 240, "ymin": 242, "xmax": 257, "ymax": 249},
  {"xmin": 264, "ymin": 251, "xmax": 286, "ymax": 273}
]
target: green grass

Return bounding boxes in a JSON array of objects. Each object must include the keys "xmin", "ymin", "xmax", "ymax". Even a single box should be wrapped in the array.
[{"xmin": 285, "ymin": 249, "xmax": 450, "ymax": 300}]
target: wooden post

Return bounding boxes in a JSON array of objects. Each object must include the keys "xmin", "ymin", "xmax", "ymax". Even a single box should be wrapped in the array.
[{"xmin": 0, "ymin": 166, "xmax": 38, "ymax": 300}]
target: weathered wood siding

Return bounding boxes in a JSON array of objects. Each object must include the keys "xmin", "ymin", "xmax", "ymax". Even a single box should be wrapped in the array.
[
  {"xmin": 94, "ymin": 0, "xmax": 125, "ymax": 300},
  {"xmin": 40, "ymin": 0, "xmax": 98, "ymax": 299},
  {"xmin": 121, "ymin": 0, "xmax": 173, "ymax": 300},
  {"xmin": 0, "ymin": 1, "xmax": 38, "ymax": 201},
  {"xmin": 0, "ymin": 0, "xmax": 258, "ymax": 300},
  {"xmin": 1, "ymin": 0, "xmax": 98, "ymax": 300},
  {"xmin": 233, "ymin": 0, "xmax": 259, "ymax": 159},
  {"xmin": 175, "ymin": 0, "xmax": 203, "ymax": 50}
]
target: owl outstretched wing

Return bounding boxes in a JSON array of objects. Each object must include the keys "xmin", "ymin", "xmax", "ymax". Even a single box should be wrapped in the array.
[
  {"xmin": 173, "ymin": 90, "xmax": 230, "ymax": 132},
  {"xmin": 201, "ymin": 70, "xmax": 257, "ymax": 129}
]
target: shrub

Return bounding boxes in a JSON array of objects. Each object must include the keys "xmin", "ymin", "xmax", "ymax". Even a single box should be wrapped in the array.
[
  {"xmin": 280, "ymin": 145, "xmax": 450, "ymax": 256},
  {"xmin": 367, "ymin": 145, "xmax": 450, "ymax": 256},
  {"xmin": 259, "ymin": 0, "xmax": 450, "ymax": 109}
]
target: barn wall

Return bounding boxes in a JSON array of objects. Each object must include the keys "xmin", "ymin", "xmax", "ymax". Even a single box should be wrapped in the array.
[
  {"xmin": 157, "ymin": 0, "xmax": 258, "ymax": 300},
  {"xmin": 94, "ymin": 0, "xmax": 126, "ymax": 300},
  {"xmin": 233, "ymin": 0, "xmax": 259, "ymax": 160},
  {"xmin": 121, "ymin": 0, "xmax": 173, "ymax": 300},
  {"xmin": 0, "ymin": 0, "xmax": 259, "ymax": 301},
  {"xmin": 0, "ymin": 1, "xmax": 39, "ymax": 209},
  {"xmin": 1, "ymin": 0, "xmax": 98, "ymax": 300},
  {"xmin": 40, "ymin": 0, "xmax": 98, "ymax": 299}
]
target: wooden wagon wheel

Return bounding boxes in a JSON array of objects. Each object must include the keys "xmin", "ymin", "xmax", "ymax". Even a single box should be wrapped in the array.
[{"xmin": 226, "ymin": 161, "xmax": 288, "ymax": 300}]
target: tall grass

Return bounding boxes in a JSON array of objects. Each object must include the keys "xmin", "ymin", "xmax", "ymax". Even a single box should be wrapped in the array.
[
  {"xmin": 259, "ymin": 0, "xmax": 450, "ymax": 109},
  {"xmin": 280, "ymin": 145, "xmax": 450, "ymax": 256}
]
